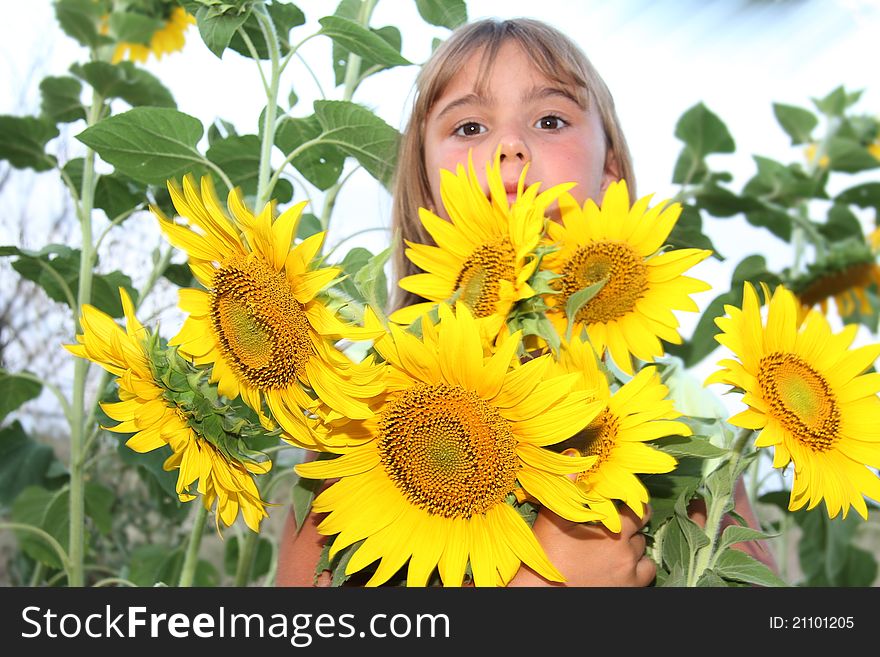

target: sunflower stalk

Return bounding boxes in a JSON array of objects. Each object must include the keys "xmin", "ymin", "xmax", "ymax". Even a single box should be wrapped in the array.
[
  {"xmin": 178, "ymin": 502, "xmax": 209, "ymax": 587},
  {"xmin": 687, "ymin": 428, "xmax": 753, "ymax": 586},
  {"xmin": 254, "ymin": 4, "xmax": 282, "ymax": 211},
  {"xmin": 68, "ymin": 86, "xmax": 106, "ymax": 587},
  {"xmin": 234, "ymin": 526, "xmax": 260, "ymax": 586}
]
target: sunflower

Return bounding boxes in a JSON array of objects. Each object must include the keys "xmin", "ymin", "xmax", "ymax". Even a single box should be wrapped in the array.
[
  {"xmin": 110, "ymin": 6, "xmax": 196, "ymax": 65},
  {"xmin": 540, "ymin": 181, "xmax": 712, "ymax": 375},
  {"xmin": 151, "ymin": 174, "xmax": 384, "ymax": 437},
  {"xmin": 390, "ymin": 148, "xmax": 573, "ymax": 338},
  {"xmin": 296, "ymin": 303, "xmax": 606, "ymax": 587},
  {"xmin": 65, "ymin": 288, "xmax": 270, "ymax": 532},
  {"xmin": 552, "ymin": 336, "xmax": 683, "ymax": 532},
  {"xmin": 792, "ymin": 241, "xmax": 880, "ymax": 318},
  {"xmin": 706, "ymin": 282, "xmax": 880, "ymax": 519}
]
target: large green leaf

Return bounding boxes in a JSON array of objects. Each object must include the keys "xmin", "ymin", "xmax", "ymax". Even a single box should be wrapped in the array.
[
  {"xmin": 319, "ymin": 16, "xmax": 411, "ymax": 71},
  {"xmin": 206, "ymin": 134, "xmax": 261, "ymax": 196},
  {"xmin": 666, "ymin": 205, "xmax": 721, "ymax": 258},
  {"xmin": 192, "ymin": 2, "xmax": 253, "ymax": 58},
  {"xmin": 0, "ymin": 373, "xmax": 43, "ymax": 425},
  {"xmin": 674, "ymin": 103, "xmax": 735, "ymax": 159},
  {"xmin": 223, "ymin": 534, "xmax": 273, "ymax": 582},
  {"xmin": 227, "ymin": 1, "xmax": 306, "ymax": 59},
  {"xmin": 70, "ymin": 61, "xmax": 176, "ymax": 109},
  {"xmin": 415, "ymin": 0, "xmax": 468, "ymax": 29},
  {"xmin": 11, "ymin": 485, "xmax": 69, "ymax": 568},
  {"xmin": 714, "ymin": 548, "xmax": 787, "ymax": 587},
  {"xmin": 0, "ymin": 422, "xmax": 57, "ymax": 505},
  {"xmin": 40, "ymin": 76, "xmax": 86, "ymax": 124},
  {"xmin": 54, "ymin": 0, "xmax": 112, "ymax": 49},
  {"xmin": 275, "ymin": 113, "xmax": 346, "ymax": 191},
  {"xmin": 106, "ymin": 10, "xmax": 163, "ymax": 44},
  {"xmin": 772, "ymin": 103, "xmax": 818, "ymax": 145},
  {"xmin": 0, "ymin": 115, "xmax": 59, "ymax": 171},
  {"xmin": 76, "ymin": 107, "xmax": 209, "ymax": 185},
  {"xmin": 314, "ymin": 100, "xmax": 400, "ymax": 188},
  {"xmin": 94, "ymin": 172, "xmax": 147, "ymax": 220}
]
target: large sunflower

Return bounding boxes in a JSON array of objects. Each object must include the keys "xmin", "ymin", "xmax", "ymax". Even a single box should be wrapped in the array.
[
  {"xmin": 792, "ymin": 241, "xmax": 880, "ymax": 318},
  {"xmin": 110, "ymin": 5, "xmax": 196, "ymax": 64},
  {"xmin": 552, "ymin": 336, "xmax": 683, "ymax": 532},
  {"xmin": 65, "ymin": 288, "xmax": 270, "ymax": 532},
  {"xmin": 541, "ymin": 181, "xmax": 712, "ymax": 375},
  {"xmin": 152, "ymin": 174, "xmax": 384, "ymax": 436},
  {"xmin": 390, "ymin": 149, "xmax": 573, "ymax": 337},
  {"xmin": 706, "ymin": 282, "xmax": 880, "ymax": 519},
  {"xmin": 296, "ymin": 303, "xmax": 605, "ymax": 587}
]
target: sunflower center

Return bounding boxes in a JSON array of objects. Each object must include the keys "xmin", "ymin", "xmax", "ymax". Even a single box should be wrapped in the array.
[
  {"xmin": 378, "ymin": 383, "xmax": 518, "ymax": 518},
  {"xmin": 211, "ymin": 255, "xmax": 312, "ymax": 390},
  {"xmin": 572, "ymin": 409, "xmax": 617, "ymax": 481},
  {"xmin": 556, "ymin": 241, "xmax": 648, "ymax": 324},
  {"xmin": 758, "ymin": 352, "xmax": 840, "ymax": 452},
  {"xmin": 454, "ymin": 239, "xmax": 516, "ymax": 318}
]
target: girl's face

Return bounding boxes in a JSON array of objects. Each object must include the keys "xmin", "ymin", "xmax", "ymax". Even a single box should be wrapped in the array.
[{"xmin": 423, "ymin": 41, "xmax": 618, "ymax": 220}]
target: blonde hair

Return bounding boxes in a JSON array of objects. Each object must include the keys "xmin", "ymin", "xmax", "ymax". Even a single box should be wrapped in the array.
[{"xmin": 389, "ymin": 17, "xmax": 635, "ymax": 312}]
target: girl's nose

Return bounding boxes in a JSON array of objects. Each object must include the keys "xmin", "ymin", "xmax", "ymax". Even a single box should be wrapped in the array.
[{"xmin": 498, "ymin": 134, "xmax": 530, "ymax": 163}]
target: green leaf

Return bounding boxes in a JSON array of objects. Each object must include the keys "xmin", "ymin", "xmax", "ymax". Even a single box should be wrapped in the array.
[
  {"xmin": 107, "ymin": 11, "xmax": 164, "ymax": 44},
  {"xmin": 94, "ymin": 172, "xmax": 146, "ymax": 220},
  {"xmin": 826, "ymin": 136, "xmax": 880, "ymax": 173},
  {"xmin": 0, "ymin": 373, "xmax": 43, "ymax": 424},
  {"xmin": 836, "ymin": 182, "xmax": 880, "ymax": 211},
  {"xmin": 818, "ymin": 203, "xmax": 863, "ymax": 242},
  {"xmin": 796, "ymin": 506, "xmax": 862, "ymax": 585},
  {"xmin": 772, "ymin": 103, "xmax": 818, "ymax": 145},
  {"xmin": 666, "ymin": 205, "xmax": 721, "ymax": 258},
  {"xmin": 84, "ymin": 482, "xmax": 115, "ymax": 535},
  {"xmin": 0, "ymin": 422, "xmax": 57, "ymax": 505},
  {"xmin": 644, "ymin": 457, "xmax": 702, "ymax": 531},
  {"xmin": 717, "ymin": 524, "xmax": 775, "ymax": 554},
  {"xmin": 71, "ymin": 61, "xmax": 176, "ymax": 109},
  {"xmin": 653, "ymin": 434, "xmax": 728, "ymax": 460},
  {"xmin": 291, "ymin": 474, "xmax": 321, "ymax": 532},
  {"xmin": 296, "ymin": 212, "xmax": 323, "ymax": 240},
  {"xmin": 674, "ymin": 495, "xmax": 710, "ymax": 552},
  {"xmin": 714, "ymin": 548, "xmax": 787, "ymax": 587},
  {"xmin": 227, "ymin": 1, "xmax": 306, "ymax": 59},
  {"xmin": 319, "ymin": 16, "xmax": 411, "ymax": 69},
  {"xmin": 163, "ymin": 262, "xmax": 196, "ymax": 288},
  {"xmin": 695, "ymin": 184, "xmax": 763, "ymax": 218},
  {"xmin": 564, "ymin": 278, "xmax": 606, "ymax": 343},
  {"xmin": 0, "ymin": 115, "xmax": 59, "ymax": 171},
  {"xmin": 674, "ymin": 102, "xmax": 735, "ymax": 159},
  {"xmin": 54, "ymin": 0, "xmax": 110, "ymax": 49},
  {"xmin": 415, "ymin": 0, "xmax": 468, "ymax": 28},
  {"xmin": 76, "ymin": 107, "xmax": 209, "ymax": 186},
  {"xmin": 696, "ymin": 569, "xmax": 730, "ymax": 587},
  {"xmin": 812, "ymin": 86, "xmax": 853, "ymax": 117},
  {"xmin": 11, "ymin": 485, "xmax": 69, "ymax": 568},
  {"xmin": 91, "ymin": 270, "xmax": 139, "ymax": 317},
  {"xmin": 659, "ymin": 515, "xmax": 690, "ymax": 574},
  {"xmin": 128, "ymin": 544, "xmax": 184, "ymax": 586},
  {"xmin": 744, "ymin": 206, "xmax": 792, "ymax": 242},
  {"xmin": 193, "ymin": 3, "xmax": 252, "ymax": 58},
  {"xmin": 313, "ymin": 100, "xmax": 401, "ymax": 188},
  {"xmin": 274, "ymin": 114, "xmax": 345, "ymax": 190},
  {"xmin": 223, "ymin": 535, "xmax": 273, "ymax": 581},
  {"xmin": 40, "ymin": 76, "xmax": 86, "ymax": 124},
  {"xmin": 206, "ymin": 134, "xmax": 261, "ymax": 196}
]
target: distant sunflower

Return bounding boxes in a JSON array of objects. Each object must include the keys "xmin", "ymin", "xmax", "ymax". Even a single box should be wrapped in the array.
[
  {"xmin": 152, "ymin": 175, "xmax": 384, "ymax": 437},
  {"xmin": 792, "ymin": 241, "xmax": 880, "ymax": 318},
  {"xmin": 296, "ymin": 303, "xmax": 605, "ymax": 587},
  {"xmin": 541, "ymin": 181, "xmax": 712, "ymax": 375},
  {"xmin": 390, "ymin": 148, "xmax": 573, "ymax": 337},
  {"xmin": 706, "ymin": 282, "xmax": 880, "ymax": 519},
  {"xmin": 65, "ymin": 288, "xmax": 270, "ymax": 532},
  {"xmin": 552, "ymin": 336, "xmax": 683, "ymax": 532},
  {"xmin": 111, "ymin": 6, "xmax": 196, "ymax": 64}
]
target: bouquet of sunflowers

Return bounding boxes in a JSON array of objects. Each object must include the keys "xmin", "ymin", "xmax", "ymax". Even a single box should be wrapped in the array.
[{"xmin": 67, "ymin": 147, "xmax": 880, "ymax": 587}]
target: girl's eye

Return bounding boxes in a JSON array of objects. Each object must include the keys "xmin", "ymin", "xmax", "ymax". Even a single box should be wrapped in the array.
[
  {"xmin": 535, "ymin": 115, "xmax": 567, "ymax": 130},
  {"xmin": 454, "ymin": 121, "xmax": 486, "ymax": 137}
]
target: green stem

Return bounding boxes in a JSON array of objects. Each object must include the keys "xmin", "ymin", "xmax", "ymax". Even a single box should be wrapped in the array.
[
  {"xmin": 234, "ymin": 529, "xmax": 260, "ymax": 587},
  {"xmin": 29, "ymin": 560, "xmax": 46, "ymax": 587},
  {"xmin": 688, "ymin": 428, "xmax": 753, "ymax": 586},
  {"xmin": 254, "ymin": 5, "xmax": 282, "ymax": 211},
  {"xmin": 1, "ymin": 522, "xmax": 72, "ymax": 580},
  {"xmin": 68, "ymin": 91, "xmax": 105, "ymax": 588},
  {"xmin": 178, "ymin": 502, "xmax": 209, "ymax": 587},
  {"xmin": 93, "ymin": 577, "xmax": 137, "ymax": 587}
]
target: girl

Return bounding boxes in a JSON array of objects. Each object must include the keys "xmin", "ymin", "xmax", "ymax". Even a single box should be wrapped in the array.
[{"xmin": 275, "ymin": 16, "xmax": 775, "ymax": 587}]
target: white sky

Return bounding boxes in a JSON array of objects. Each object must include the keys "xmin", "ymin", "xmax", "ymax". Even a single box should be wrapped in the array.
[{"xmin": 3, "ymin": 0, "xmax": 880, "ymax": 412}]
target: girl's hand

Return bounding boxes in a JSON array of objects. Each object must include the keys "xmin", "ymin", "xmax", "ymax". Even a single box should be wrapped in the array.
[{"xmin": 508, "ymin": 505, "xmax": 657, "ymax": 587}]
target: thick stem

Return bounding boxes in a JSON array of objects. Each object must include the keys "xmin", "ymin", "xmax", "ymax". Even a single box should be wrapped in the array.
[
  {"xmin": 255, "ymin": 6, "xmax": 282, "ymax": 210},
  {"xmin": 178, "ymin": 502, "xmax": 209, "ymax": 587},
  {"xmin": 234, "ymin": 529, "xmax": 260, "ymax": 587},
  {"xmin": 68, "ymin": 92, "xmax": 104, "ymax": 587}
]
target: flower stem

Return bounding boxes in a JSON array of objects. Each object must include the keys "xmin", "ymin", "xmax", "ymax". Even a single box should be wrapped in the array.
[
  {"xmin": 254, "ymin": 4, "xmax": 282, "ymax": 211},
  {"xmin": 68, "ymin": 90, "xmax": 105, "ymax": 587},
  {"xmin": 178, "ymin": 502, "xmax": 209, "ymax": 587},
  {"xmin": 234, "ymin": 529, "xmax": 260, "ymax": 587}
]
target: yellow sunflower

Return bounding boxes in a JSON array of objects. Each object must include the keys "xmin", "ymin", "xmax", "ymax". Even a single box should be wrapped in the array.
[
  {"xmin": 541, "ymin": 181, "xmax": 712, "ymax": 375},
  {"xmin": 111, "ymin": 6, "xmax": 196, "ymax": 64},
  {"xmin": 296, "ymin": 303, "xmax": 606, "ymax": 587},
  {"xmin": 151, "ymin": 174, "xmax": 384, "ymax": 437},
  {"xmin": 390, "ymin": 148, "xmax": 573, "ymax": 338},
  {"xmin": 65, "ymin": 288, "xmax": 270, "ymax": 532},
  {"xmin": 793, "ymin": 242, "xmax": 880, "ymax": 318},
  {"xmin": 706, "ymin": 282, "xmax": 880, "ymax": 519},
  {"xmin": 552, "ymin": 336, "xmax": 683, "ymax": 532}
]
